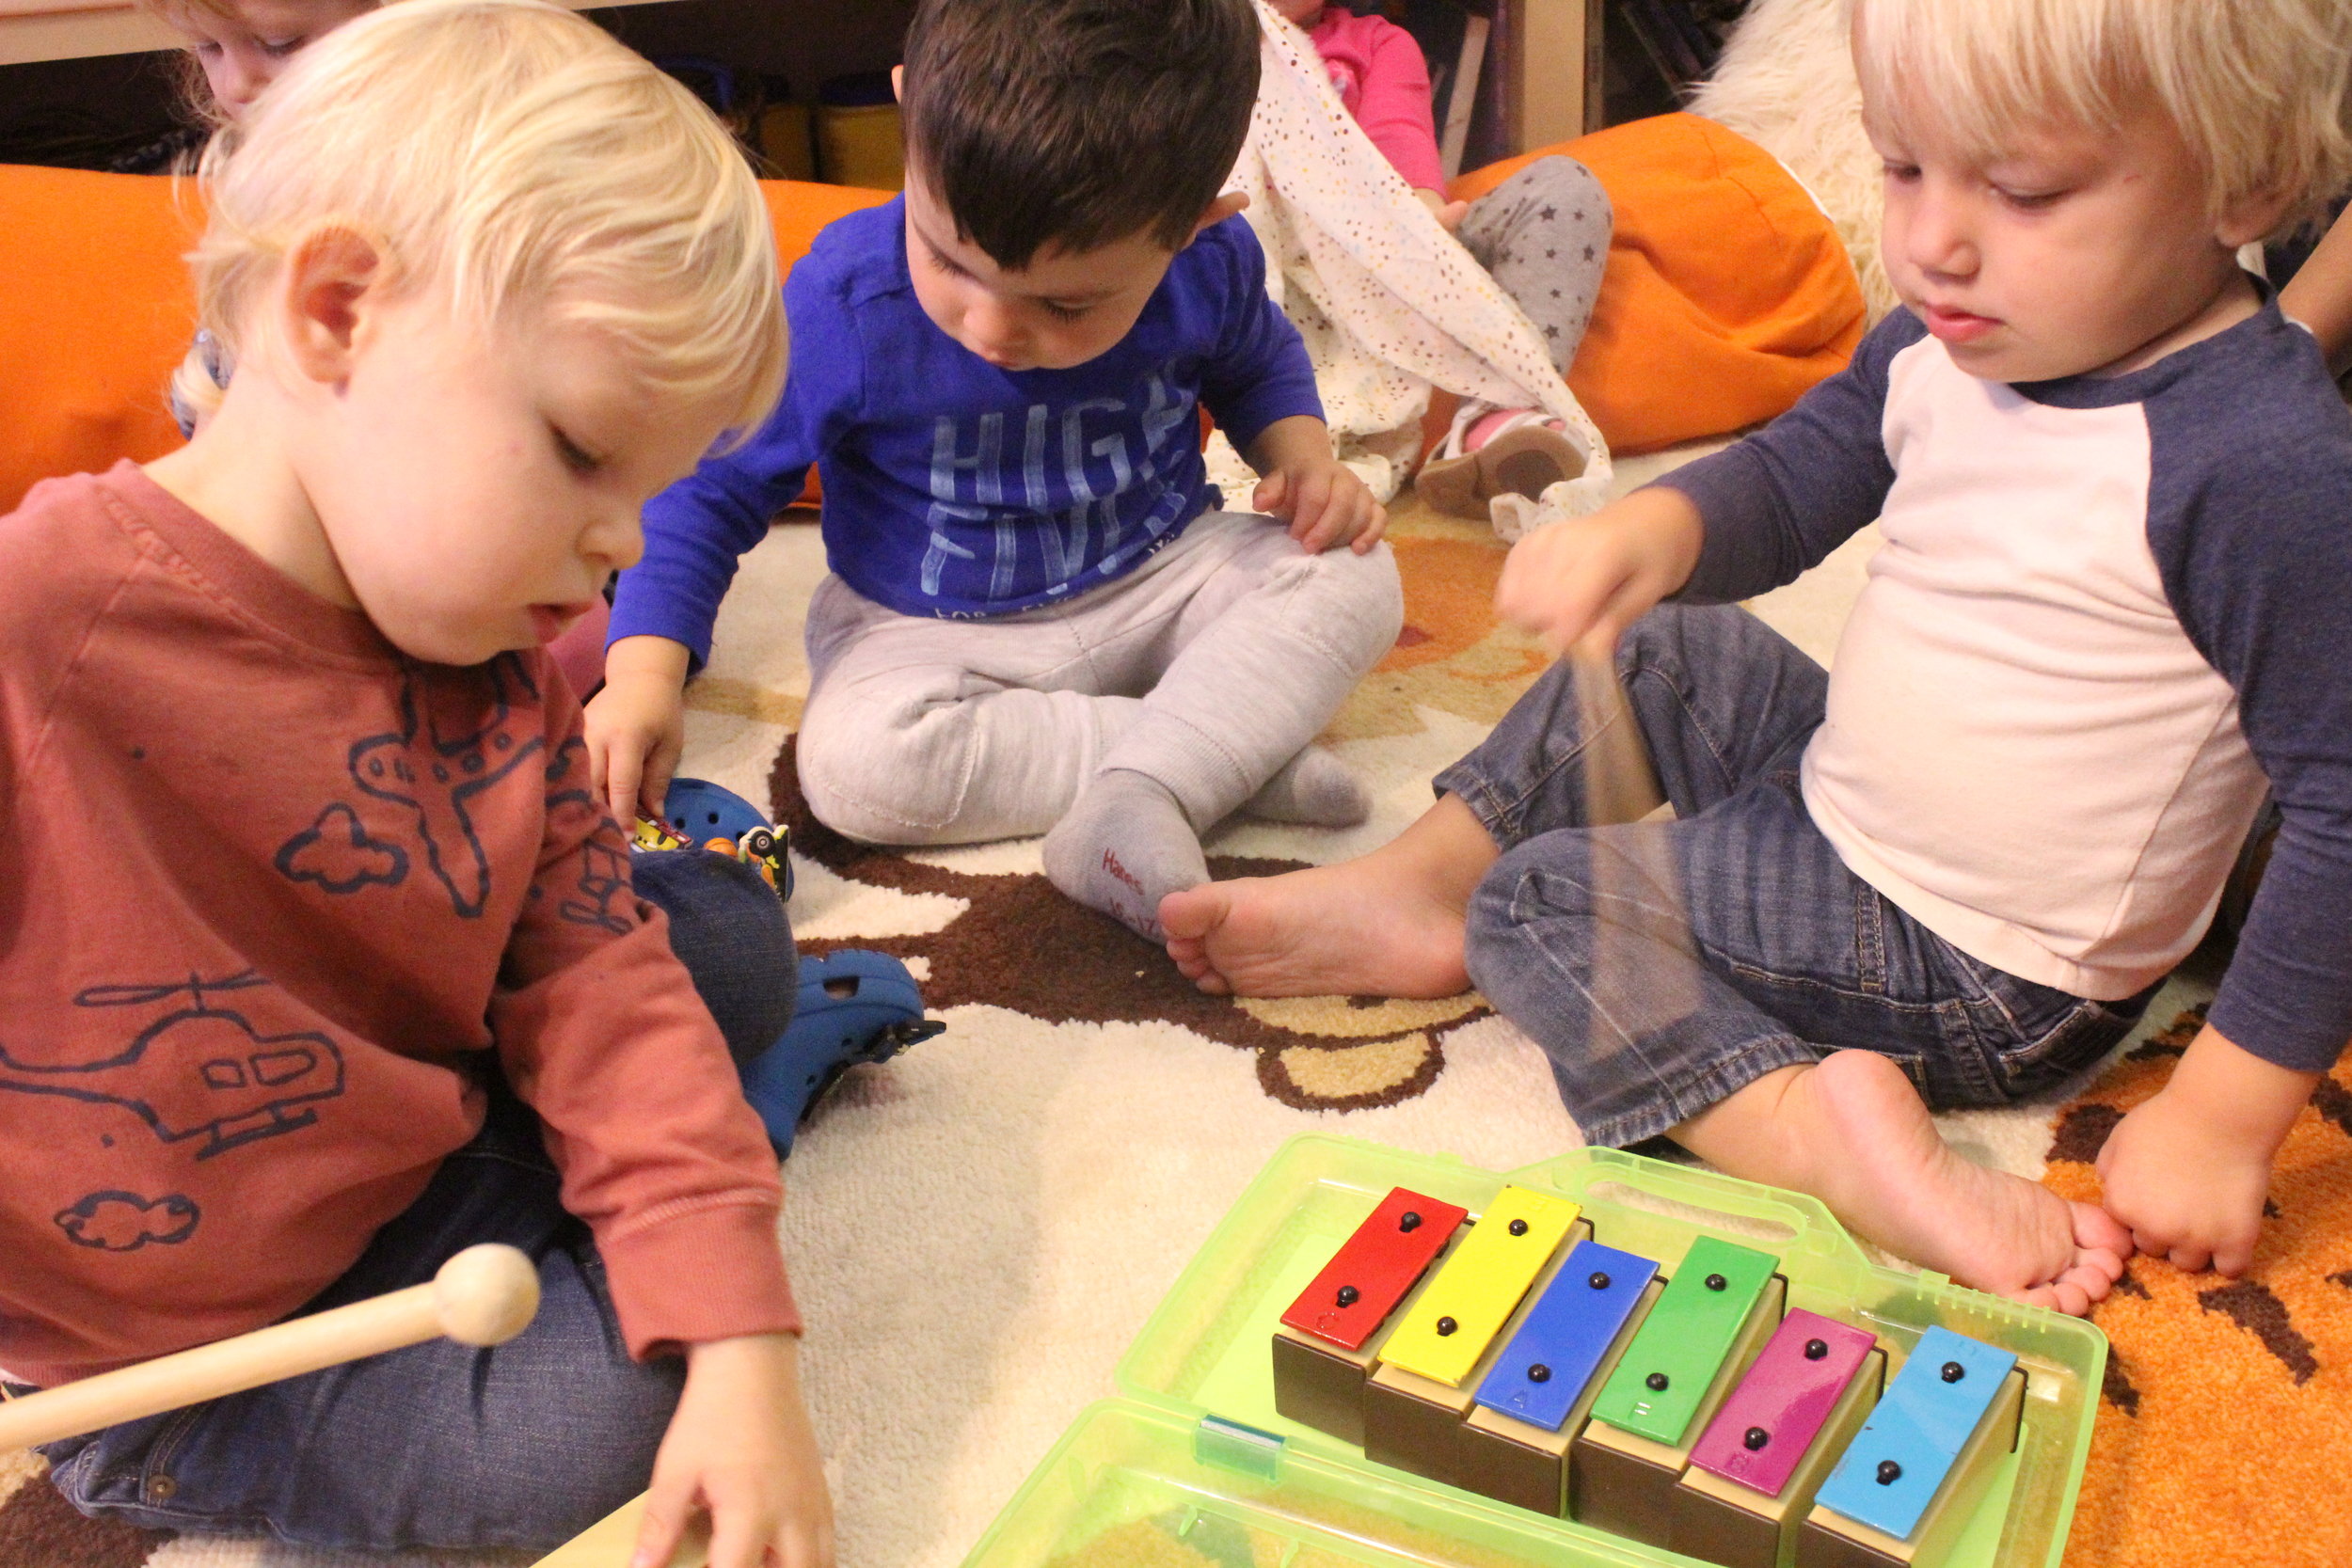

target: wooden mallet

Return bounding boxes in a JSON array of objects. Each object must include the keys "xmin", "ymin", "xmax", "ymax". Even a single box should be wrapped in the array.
[{"xmin": 0, "ymin": 1243, "xmax": 541, "ymax": 1450}]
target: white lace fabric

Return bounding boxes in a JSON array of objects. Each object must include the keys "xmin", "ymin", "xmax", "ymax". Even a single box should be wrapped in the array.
[{"xmin": 1208, "ymin": 1, "xmax": 1614, "ymax": 539}]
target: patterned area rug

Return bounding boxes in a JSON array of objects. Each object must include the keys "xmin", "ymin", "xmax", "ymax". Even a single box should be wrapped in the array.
[
  {"xmin": 5, "ymin": 474, "xmax": 2344, "ymax": 1568},
  {"xmin": 2043, "ymin": 1007, "xmax": 2352, "ymax": 1567}
]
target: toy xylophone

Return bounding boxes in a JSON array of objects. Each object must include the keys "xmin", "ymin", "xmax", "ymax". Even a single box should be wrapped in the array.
[{"xmin": 1274, "ymin": 1188, "xmax": 2025, "ymax": 1568}]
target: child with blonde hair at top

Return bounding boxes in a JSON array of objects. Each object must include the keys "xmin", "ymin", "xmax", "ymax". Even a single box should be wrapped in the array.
[
  {"xmin": 1168, "ymin": 0, "xmax": 2352, "ymax": 1315},
  {"xmin": 128, "ymin": 0, "xmax": 383, "ymax": 427},
  {"xmin": 142, "ymin": 0, "xmax": 380, "ymax": 122},
  {"xmin": 0, "ymin": 3, "xmax": 830, "ymax": 1562},
  {"xmin": 132, "ymin": 0, "xmax": 637, "ymax": 698}
]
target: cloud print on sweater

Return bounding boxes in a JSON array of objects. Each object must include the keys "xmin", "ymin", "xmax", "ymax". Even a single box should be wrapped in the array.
[
  {"xmin": 55, "ymin": 1190, "xmax": 201, "ymax": 1251},
  {"xmin": 276, "ymin": 802, "xmax": 409, "ymax": 894}
]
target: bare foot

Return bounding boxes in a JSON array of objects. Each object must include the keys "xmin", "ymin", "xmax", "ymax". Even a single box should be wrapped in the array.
[
  {"xmin": 1159, "ymin": 793, "xmax": 1501, "ymax": 997},
  {"xmin": 1796, "ymin": 1052, "xmax": 2130, "ymax": 1315},
  {"xmin": 1677, "ymin": 1053, "xmax": 2130, "ymax": 1317},
  {"xmin": 1160, "ymin": 861, "xmax": 1470, "ymax": 998}
]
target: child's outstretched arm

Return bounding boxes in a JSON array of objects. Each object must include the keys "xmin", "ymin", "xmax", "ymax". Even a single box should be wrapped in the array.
[
  {"xmin": 2279, "ymin": 204, "xmax": 2352, "ymax": 378},
  {"xmin": 598, "ymin": 250, "xmax": 855, "ymax": 821},
  {"xmin": 588, "ymin": 635, "xmax": 692, "ymax": 821},
  {"xmin": 2094, "ymin": 1024, "xmax": 2319, "ymax": 1275},
  {"xmin": 1192, "ymin": 214, "xmax": 1373, "ymax": 551},
  {"xmin": 2107, "ymin": 386, "xmax": 2352, "ymax": 1277},
  {"xmin": 1497, "ymin": 309, "xmax": 1926, "ymax": 654},
  {"xmin": 634, "ymin": 1333, "xmax": 833, "ymax": 1568},
  {"xmin": 502, "ymin": 691, "xmax": 829, "ymax": 1562},
  {"xmin": 1493, "ymin": 485, "xmax": 1704, "ymax": 655}
]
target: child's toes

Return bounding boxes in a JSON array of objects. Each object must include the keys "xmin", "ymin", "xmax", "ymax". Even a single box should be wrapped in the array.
[
  {"xmin": 2070, "ymin": 1199, "xmax": 2134, "ymax": 1260},
  {"xmin": 2010, "ymin": 1279, "xmax": 2094, "ymax": 1318},
  {"xmin": 2057, "ymin": 1257, "xmax": 2120, "ymax": 1307},
  {"xmin": 1158, "ymin": 883, "xmax": 1227, "ymax": 942}
]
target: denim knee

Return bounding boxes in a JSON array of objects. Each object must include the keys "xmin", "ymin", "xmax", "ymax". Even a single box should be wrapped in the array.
[
  {"xmin": 634, "ymin": 847, "xmax": 796, "ymax": 1068},
  {"xmin": 1463, "ymin": 828, "xmax": 1819, "ymax": 1148},
  {"xmin": 42, "ymin": 1249, "xmax": 686, "ymax": 1552}
]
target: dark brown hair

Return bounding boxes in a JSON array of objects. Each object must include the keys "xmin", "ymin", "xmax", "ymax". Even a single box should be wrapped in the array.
[{"xmin": 899, "ymin": 0, "xmax": 1260, "ymax": 268}]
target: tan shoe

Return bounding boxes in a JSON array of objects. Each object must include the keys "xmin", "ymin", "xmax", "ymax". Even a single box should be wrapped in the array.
[{"xmin": 1415, "ymin": 402, "xmax": 1589, "ymax": 519}]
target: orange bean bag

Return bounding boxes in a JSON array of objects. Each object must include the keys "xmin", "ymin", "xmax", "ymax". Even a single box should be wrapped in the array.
[
  {"xmin": 0, "ymin": 164, "xmax": 894, "ymax": 515},
  {"xmin": 1453, "ymin": 112, "xmax": 1867, "ymax": 454}
]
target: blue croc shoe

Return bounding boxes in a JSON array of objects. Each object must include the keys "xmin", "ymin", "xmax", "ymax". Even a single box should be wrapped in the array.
[
  {"xmin": 739, "ymin": 949, "xmax": 944, "ymax": 1153},
  {"xmin": 640, "ymin": 777, "xmax": 791, "ymax": 899}
]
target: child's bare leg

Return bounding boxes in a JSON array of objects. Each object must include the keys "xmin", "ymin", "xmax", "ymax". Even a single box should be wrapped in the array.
[
  {"xmin": 1160, "ymin": 792, "xmax": 1497, "ymax": 996},
  {"xmin": 1672, "ymin": 1053, "xmax": 2132, "ymax": 1316}
]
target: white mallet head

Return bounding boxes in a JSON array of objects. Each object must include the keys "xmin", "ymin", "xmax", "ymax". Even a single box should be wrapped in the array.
[{"xmin": 432, "ymin": 1243, "xmax": 542, "ymax": 1347}]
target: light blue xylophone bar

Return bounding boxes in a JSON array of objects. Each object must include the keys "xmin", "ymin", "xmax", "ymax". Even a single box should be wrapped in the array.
[{"xmin": 1812, "ymin": 1326, "xmax": 2018, "ymax": 1540}]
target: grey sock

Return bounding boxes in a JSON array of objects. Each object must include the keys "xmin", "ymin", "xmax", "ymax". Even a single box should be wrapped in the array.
[
  {"xmin": 1241, "ymin": 745, "xmax": 1372, "ymax": 828},
  {"xmin": 1041, "ymin": 768, "xmax": 1209, "ymax": 941}
]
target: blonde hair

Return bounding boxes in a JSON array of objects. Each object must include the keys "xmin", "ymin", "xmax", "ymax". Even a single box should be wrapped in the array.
[
  {"xmin": 172, "ymin": 0, "xmax": 785, "ymax": 440},
  {"xmin": 137, "ymin": 0, "xmax": 387, "ymax": 130},
  {"xmin": 1851, "ymin": 0, "xmax": 2352, "ymax": 240}
]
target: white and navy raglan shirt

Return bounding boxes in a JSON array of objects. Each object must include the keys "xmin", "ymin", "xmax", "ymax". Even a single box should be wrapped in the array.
[{"xmin": 1660, "ymin": 299, "xmax": 2352, "ymax": 1075}]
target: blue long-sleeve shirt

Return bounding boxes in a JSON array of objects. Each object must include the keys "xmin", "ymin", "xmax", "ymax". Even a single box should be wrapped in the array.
[
  {"xmin": 1659, "ymin": 300, "xmax": 2352, "ymax": 1073},
  {"xmin": 611, "ymin": 198, "xmax": 1323, "ymax": 658}
]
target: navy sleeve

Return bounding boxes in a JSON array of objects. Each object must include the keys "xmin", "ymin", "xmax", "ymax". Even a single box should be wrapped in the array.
[
  {"xmin": 1658, "ymin": 310, "xmax": 1921, "ymax": 604},
  {"xmin": 2147, "ymin": 342, "xmax": 2352, "ymax": 1072},
  {"xmin": 1194, "ymin": 218, "xmax": 1325, "ymax": 455},
  {"xmin": 608, "ymin": 261, "xmax": 860, "ymax": 670}
]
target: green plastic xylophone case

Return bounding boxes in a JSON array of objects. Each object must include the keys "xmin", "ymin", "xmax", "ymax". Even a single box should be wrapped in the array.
[{"xmin": 960, "ymin": 1135, "xmax": 2106, "ymax": 1568}]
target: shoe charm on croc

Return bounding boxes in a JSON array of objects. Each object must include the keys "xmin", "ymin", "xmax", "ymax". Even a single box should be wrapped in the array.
[
  {"xmin": 632, "ymin": 777, "xmax": 792, "ymax": 899},
  {"xmin": 738, "ymin": 949, "xmax": 945, "ymax": 1154}
]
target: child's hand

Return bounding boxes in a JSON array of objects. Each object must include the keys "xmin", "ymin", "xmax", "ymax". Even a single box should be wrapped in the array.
[
  {"xmin": 2094, "ymin": 1024, "xmax": 2316, "ymax": 1276},
  {"xmin": 1253, "ymin": 457, "xmax": 1387, "ymax": 553},
  {"xmin": 632, "ymin": 1333, "xmax": 834, "ymax": 1568},
  {"xmin": 587, "ymin": 635, "xmax": 692, "ymax": 823},
  {"xmin": 1415, "ymin": 188, "xmax": 1470, "ymax": 233},
  {"xmin": 1493, "ymin": 486, "xmax": 1706, "ymax": 658},
  {"xmin": 1246, "ymin": 415, "xmax": 1386, "ymax": 553}
]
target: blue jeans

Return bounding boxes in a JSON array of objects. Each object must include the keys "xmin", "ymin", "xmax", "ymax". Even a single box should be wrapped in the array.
[
  {"xmin": 634, "ymin": 847, "xmax": 798, "ymax": 1072},
  {"xmin": 35, "ymin": 849, "xmax": 794, "ymax": 1550},
  {"xmin": 1447, "ymin": 605, "xmax": 2149, "ymax": 1149}
]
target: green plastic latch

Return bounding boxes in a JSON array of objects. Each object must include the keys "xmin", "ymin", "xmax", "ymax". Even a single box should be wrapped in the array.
[
  {"xmin": 1194, "ymin": 1415, "xmax": 1285, "ymax": 1481},
  {"xmin": 1590, "ymin": 1235, "xmax": 1777, "ymax": 1444}
]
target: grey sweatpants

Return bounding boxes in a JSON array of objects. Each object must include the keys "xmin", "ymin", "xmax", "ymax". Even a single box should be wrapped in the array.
[
  {"xmin": 796, "ymin": 511, "xmax": 1406, "ymax": 845},
  {"xmin": 1456, "ymin": 155, "xmax": 1614, "ymax": 376}
]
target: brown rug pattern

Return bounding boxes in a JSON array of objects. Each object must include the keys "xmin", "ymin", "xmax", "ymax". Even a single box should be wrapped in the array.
[{"xmin": 770, "ymin": 737, "xmax": 1487, "ymax": 1114}]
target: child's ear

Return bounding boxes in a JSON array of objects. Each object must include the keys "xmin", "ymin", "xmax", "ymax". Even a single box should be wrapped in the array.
[
  {"xmin": 891, "ymin": 63, "xmax": 903, "ymax": 103},
  {"xmin": 2217, "ymin": 183, "xmax": 2296, "ymax": 251},
  {"xmin": 279, "ymin": 224, "xmax": 386, "ymax": 387},
  {"xmin": 1185, "ymin": 191, "xmax": 1251, "ymax": 245}
]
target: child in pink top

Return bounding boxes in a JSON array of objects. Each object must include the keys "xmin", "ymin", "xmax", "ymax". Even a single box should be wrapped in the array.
[
  {"xmin": 1273, "ymin": 0, "xmax": 1612, "ymax": 515},
  {"xmin": 1298, "ymin": 4, "xmax": 1448, "ymax": 195}
]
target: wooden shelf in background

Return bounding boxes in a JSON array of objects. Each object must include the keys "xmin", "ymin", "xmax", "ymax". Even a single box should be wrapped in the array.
[
  {"xmin": 1511, "ymin": 0, "xmax": 1605, "ymax": 149},
  {"xmin": 0, "ymin": 0, "xmax": 675, "ymax": 67}
]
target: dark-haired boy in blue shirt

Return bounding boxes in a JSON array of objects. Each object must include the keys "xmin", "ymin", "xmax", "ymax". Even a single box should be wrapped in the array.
[{"xmin": 588, "ymin": 0, "xmax": 1402, "ymax": 940}]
